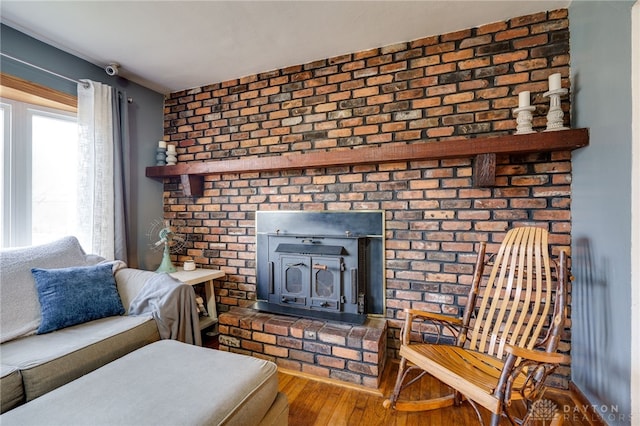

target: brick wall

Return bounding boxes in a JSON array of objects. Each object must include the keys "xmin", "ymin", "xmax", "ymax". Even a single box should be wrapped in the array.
[{"xmin": 163, "ymin": 9, "xmax": 572, "ymax": 386}]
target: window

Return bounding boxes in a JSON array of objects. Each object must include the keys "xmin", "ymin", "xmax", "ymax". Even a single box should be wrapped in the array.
[{"xmin": 1, "ymin": 98, "xmax": 82, "ymax": 248}]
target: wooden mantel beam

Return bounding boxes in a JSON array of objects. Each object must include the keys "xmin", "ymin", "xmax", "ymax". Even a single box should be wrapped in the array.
[{"xmin": 147, "ymin": 129, "xmax": 589, "ymax": 197}]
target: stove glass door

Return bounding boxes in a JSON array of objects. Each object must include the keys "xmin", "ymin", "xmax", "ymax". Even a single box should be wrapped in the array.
[
  {"xmin": 310, "ymin": 257, "xmax": 343, "ymax": 311},
  {"xmin": 280, "ymin": 255, "xmax": 308, "ymax": 306}
]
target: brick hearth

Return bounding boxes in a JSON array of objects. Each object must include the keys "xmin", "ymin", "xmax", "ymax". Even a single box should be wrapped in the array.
[{"xmin": 218, "ymin": 308, "xmax": 387, "ymax": 390}]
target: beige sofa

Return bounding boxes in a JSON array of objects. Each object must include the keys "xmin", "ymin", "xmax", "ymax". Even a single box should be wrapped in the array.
[
  {"xmin": 1, "ymin": 237, "xmax": 288, "ymax": 425},
  {"xmin": 0, "ymin": 237, "xmax": 161, "ymax": 412}
]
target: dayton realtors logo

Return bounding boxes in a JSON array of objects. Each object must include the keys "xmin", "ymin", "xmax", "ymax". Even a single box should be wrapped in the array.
[
  {"xmin": 532, "ymin": 398, "xmax": 632, "ymax": 424},
  {"xmin": 563, "ymin": 403, "xmax": 632, "ymax": 423},
  {"xmin": 530, "ymin": 399, "xmax": 559, "ymax": 425}
]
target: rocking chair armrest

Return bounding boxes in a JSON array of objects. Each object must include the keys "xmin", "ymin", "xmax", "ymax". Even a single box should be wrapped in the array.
[
  {"xmin": 405, "ymin": 309, "xmax": 463, "ymax": 326},
  {"xmin": 401, "ymin": 309, "xmax": 464, "ymax": 346},
  {"xmin": 504, "ymin": 344, "xmax": 571, "ymax": 365},
  {"xmin": 496, "ymin": 344, "xmax": 571, "ymax": 420}
]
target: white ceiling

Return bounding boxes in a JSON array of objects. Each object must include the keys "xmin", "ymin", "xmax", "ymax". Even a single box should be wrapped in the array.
[{"xmin": 1, "ymin": 1, "xmax": 570, "ymax": 94}]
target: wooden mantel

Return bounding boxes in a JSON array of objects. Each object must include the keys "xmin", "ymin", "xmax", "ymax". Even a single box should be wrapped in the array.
[{"xmin": 146, "ymin": 128, "xmax": 589, "ymax": 197}]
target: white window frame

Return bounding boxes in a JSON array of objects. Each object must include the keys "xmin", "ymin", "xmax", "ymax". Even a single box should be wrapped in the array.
[{"xmin": 1, "ymin": 97, "xmax": 77, "ymax": 247}]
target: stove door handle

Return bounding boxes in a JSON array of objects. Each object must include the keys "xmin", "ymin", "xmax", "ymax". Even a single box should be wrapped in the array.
[
  {"xmin": 268, "ymin": 261, "xmax": 274, "ymax": 294},
  {"xmin": 300, "ymin": 239, "xmax": 319, "ymax": 244},
  {"xmin": 313, "ymin": 264, "xmax": 328, "ymax": 270}
]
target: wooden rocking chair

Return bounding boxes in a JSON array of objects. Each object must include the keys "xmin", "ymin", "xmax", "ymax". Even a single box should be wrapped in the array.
[{"xmin": 383, "ymin": 227, "xmax": 570, "ymax": 425}]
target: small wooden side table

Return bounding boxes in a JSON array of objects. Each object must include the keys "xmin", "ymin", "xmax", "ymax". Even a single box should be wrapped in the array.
[{"xmin": 169, "ymin": 267, "xmax": 225, "ymax": 332}]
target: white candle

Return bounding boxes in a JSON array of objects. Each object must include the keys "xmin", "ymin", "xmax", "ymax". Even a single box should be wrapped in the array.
[
  {"xmin": 158, "ymin": 141, "xmax": 167, "ymax": 149},
  {"xmin": 167, "ymin": 144, "xmax": 176, "ymax": 152},
  {"xmin": 518, "ymin": 91, "xmax": 530, "ymax": 108},
  {"xmin": 548, "ymin": 73, "xmax": 561, "ymax": 91}
]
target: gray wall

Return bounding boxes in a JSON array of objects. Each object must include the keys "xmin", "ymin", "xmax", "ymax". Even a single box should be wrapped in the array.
[
  {"xmin": 1, "ymin": 24, "xmax": 165, "ymax": 269},
  {"xmin": 569, "ymin": 2, "xmax": 633, "ymax": 424}
]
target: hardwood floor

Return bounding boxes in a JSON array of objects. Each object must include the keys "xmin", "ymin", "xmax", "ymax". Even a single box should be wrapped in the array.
[
  {"xmin": 277, "ymin": 361, "xmax": 599, "ymax": 426},
  {"xmin": 202, "ymin": 332, "xmax": 599, "ymax": 425}
]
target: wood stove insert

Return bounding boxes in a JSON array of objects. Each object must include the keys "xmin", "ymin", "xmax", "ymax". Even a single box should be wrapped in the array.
[{"xmin": 255, "ymin": 211, "xmax": 384, "ymax": 325}]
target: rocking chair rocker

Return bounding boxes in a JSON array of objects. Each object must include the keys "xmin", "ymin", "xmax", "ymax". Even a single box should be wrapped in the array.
[{"xmin": 383, "ymin": 227, "xmax": 570, "ymax": 425}]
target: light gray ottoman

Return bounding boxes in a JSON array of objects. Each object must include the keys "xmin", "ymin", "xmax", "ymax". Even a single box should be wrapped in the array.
[{"xmin": 1, "ymin": 340, "xmax": 288, "ymax": 425}]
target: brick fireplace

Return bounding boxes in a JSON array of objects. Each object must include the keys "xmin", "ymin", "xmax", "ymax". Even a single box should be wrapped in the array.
[{"xmin": 159, "ymin": 9, "xmax": 575, "ymax": 388}]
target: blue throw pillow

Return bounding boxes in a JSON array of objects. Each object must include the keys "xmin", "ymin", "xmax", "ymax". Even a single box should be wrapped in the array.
[{"xmin": 32, "ymin": 263, "xmax": 125, "ymax": 334}]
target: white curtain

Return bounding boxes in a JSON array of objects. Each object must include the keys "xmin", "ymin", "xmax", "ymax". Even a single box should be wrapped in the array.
[{"xmin": 77, "ymin": 81, "xmax": 116, "ymax": 259}]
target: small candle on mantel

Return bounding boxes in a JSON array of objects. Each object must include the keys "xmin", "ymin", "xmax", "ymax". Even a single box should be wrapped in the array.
[
  {"xmin": 158, "ymin": 141, "xmax": 167, "ymax": 149},
  {"xmin": 548, "ymin": 73, "xmax": 562, "ymax": 91},
  {"xmin": 518, "ymin": 91, "xmax": 530, "ymax": 108}
]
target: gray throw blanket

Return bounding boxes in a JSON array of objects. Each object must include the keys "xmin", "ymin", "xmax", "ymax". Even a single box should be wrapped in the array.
[{"xmin": 129, "ymin": 273, "xmax": 202, "ymax": 346}]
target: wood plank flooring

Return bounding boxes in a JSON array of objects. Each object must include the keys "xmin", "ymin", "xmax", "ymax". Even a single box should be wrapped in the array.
[
  {"xmin": 277, "ymin": 361, "xmax": 599, "ymax": 426},
  {"xmin": 202, "ymin": 332, "xmax": 599, "ymax": 425}
]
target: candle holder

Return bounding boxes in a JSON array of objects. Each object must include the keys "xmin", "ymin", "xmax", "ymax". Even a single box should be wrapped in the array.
[
  {"xmin": 543, "ymin": 88, "xmax": 569, "ymax": 131},
  {"xmin": 513, "ymin": 105, "xmax": 536, "ymax": 135},
  {"xmin": 155, "ymin": 146, "xmax": 166, "ymax": 166},
  {"xmin": 166, "ymin": 144, "xmax": 177, "ymax": 165},
  {"xmin": 166, "ymin": 150, "xmax": 177, "ymax": 165}
]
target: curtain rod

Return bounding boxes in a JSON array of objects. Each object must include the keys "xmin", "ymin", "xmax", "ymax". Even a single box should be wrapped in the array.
[{"xmin": 1, "ymin": 52, "xmax": 90, "ymax": 88}]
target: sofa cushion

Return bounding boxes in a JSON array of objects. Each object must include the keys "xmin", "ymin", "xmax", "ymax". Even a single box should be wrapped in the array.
[
  {"xmin": 114, "ymin": 268, "xmax": 157, "ymax": 314},
  {"xmin": 32, "ymin": 263, "xmax": 125, "ymax": 334},
  {"xmin": 0, "ymin": 236, "xmax": 101, "ymax": 343},
  {"xmin": 0, "ymin": 315, "xmax": 159, "ymax": 401},
  {"xmin": 0, "ymin": 365, "xmax": 23, "ymax": 414},
  {"xmin": 0, "ymin": 340, "xmax": 281, "ymax": 425}
]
